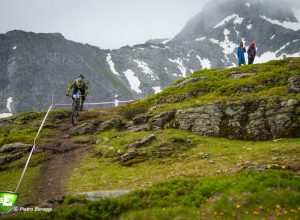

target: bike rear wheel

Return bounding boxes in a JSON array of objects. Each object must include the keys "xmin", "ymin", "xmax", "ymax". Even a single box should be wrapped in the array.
[{"xmin": 72, "ymin": 109, "xmax": 78, "ymax": 125}]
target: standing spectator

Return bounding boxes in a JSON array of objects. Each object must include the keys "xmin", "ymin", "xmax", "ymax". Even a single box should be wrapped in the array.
[
  {"xmin": 247, "ymin": 41, "xmax": 256, "ymax": 65},
  {"xmin": 237, "ymin": 41, "xmax": 246, "ymax": 66}
]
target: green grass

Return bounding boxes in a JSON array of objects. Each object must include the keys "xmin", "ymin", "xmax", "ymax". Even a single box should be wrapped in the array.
[
  {"xmin": 5, "ymin": 170, "xmax": 300, "ymax": 219},
  {"xmin": 67, "ymin": 129, "xmax": 300, "ymax": 193},
  {"xmin": 1, "ymin": 58, "xmax": 300, "ymax": 219},
  {"xmin": 119, "ymin": 57, "xmax": 300, "ymax": 117},
  {"xmin": 0, "ymin": 165, "xmax": 43, "ymax": 205}
]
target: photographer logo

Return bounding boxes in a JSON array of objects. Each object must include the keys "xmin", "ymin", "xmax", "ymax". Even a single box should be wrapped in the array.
[{"xmin": 0, "ymin": 192, "xmax": 19, "ymax": 213}]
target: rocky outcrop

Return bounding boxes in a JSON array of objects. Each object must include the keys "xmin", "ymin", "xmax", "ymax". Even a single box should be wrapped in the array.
[
  {"xmin": 175, "ymin": 98, "xmax": 300, "ymax": 140},
  {"xmin": 70, "ymin": 123, "xmax": 96, "ymax": 135},
  {"xmin": 75, "ymin": 190, "xmax": 131, "ymax": 201},
  {"xmin": 149, "ymin": 110, "xmax": 176, "ymax": 129},
  {"xmin": 175, "ymin": 76, "xmax": 208, "ymax": 88},
  {"xmin": 0, "ymin": 142, "xmax": 32, "ymax": 165},
  {"xmin": 288, "ymin": 76, "xmax": 300, "ymax": 93},
  {"xmin": 120, "ymin": 147, "xmax": 138, "ymax": 163},
  {"xmin": 125, "ymin": 114, "xmax": 151, "ymax": 132},
  {"xmin": 176, "ymin": 104, "xmax": 222, "ymax": 136},
  {"xmin": 229, "ymin": 73, "xmax": 256, "ymax": 79},
  {"xmin": 98, "ymin": 119, "xmax": 125, "ymax": 131},
  {"xmin": 0, "ymin": 142, "xmax": 32, "ymax": 153},
  {"xmin": 128, "ymin": 134, "xmax": 156, "ymax": 148},
  {"xmin": 0, "ymin": 152, "xmax": 24, "ymax": 165}
]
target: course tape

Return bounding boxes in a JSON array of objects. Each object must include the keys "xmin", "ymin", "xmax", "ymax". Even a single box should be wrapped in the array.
[
  {"xmin": 54, "ymin": 100, "xmax": 136, "ymax": 106},
  {"xmin": 15, "ymin": 104, "xmax": 53, "ymax": 193},
  {"xmin": 14, "ymin": 99, "xmax": 135, "ymax": 192}
]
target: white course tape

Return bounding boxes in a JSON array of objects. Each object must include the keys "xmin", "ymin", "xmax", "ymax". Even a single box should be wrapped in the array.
[
  {"xmin": 14, "ymin": 99, "xmax": 135, "ymax": 192},
  {"xmin": 15, "ymin": 104, "xmax": 53, "ymax": 192},
  {"xmin": 54, "ymin": 100, "xmax": 136, "ymax": 106}
]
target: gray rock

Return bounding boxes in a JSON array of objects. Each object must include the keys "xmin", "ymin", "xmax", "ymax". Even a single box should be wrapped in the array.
[
  {"xmin": 288, "ymin": 76, "xmax": 300, "ymax": 93},
  {"xmin": 128, "ymin": 134, "xmax": 156, "ymax": 148},
  {"xmin": 149, "ymin": 110, "xmax": 176, "ymax": 129},
  {"xmin": 0, "ymin": 142, "xmax": 32, "ymax": 153},
  {"xmin": 120, "ymin": 147, "xmax": 138, "ymax": 162},
  {"xmin": 126, "ymin": 124, "xmax": 149, "ymax": 132},
  {"xmin": 0, "ymin": 152, "xmax": 24, "ymax": 165},
  {"xmin": 132, "ymin": 114, "xmax": 152, "ymax": 125},
  {"xmin": 70, "ymin": 123, "xmax": 95, "ymax": 135},
  {"xmin": 175, "ymin": 98, "xmax": 300, "ymax": 140},
  {"xmin": 229, "ymin": 73, "xmax": 256, "ymax": 79},
  {"xmin": 175, "ymin": 76, "xmax": 208, "ymax": 88},
  {"xmin": 75, "ymin": 190, "xmax": 130, "ymax": 201},
  {"xmin": 99, "ymin": 119, "xmax": 124, "ymax": 131},
  {"xmin": 176, "ymin": 104, "xmax": 222, "ymax": 136}
]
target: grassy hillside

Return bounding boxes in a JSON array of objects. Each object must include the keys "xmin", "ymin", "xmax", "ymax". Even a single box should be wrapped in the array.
[{"xmin": 1, "ymin": 58, "xmax": 300, "ymax": 219}]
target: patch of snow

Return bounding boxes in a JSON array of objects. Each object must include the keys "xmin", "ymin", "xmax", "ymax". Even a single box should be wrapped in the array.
[
  {"xmin": 270, "ymin": 35, "xmax": 275, "ymax": 40},
  {"xmin": 123, "ymin": 69, "xmax": 142, "ymax": 94},
  {"xmin": 162, "ymin": 39, "xmax": 172, "ymax": 44},
  {"xmin": 13, "ymin": 46, "xmax": 17, "ymax": 50},
  {"xmin": 7, "ymin": 97, "xmax": 13, "ymax": 113},
  {"xmin": 152, "ymin": 86, "xmax": 162, "ymax": 94},
  {"xmin": 114, "ymin": 95, "xmax": 119, "ymax": 107},
  {"xmin": 214, "ymin": 14, "xmax": 244, "ymax": 29},
  {"xmin": 0, "ymin": 97, "xmax": 13, "ymax": 119},
  {"xmin": 106, "ymin": 53, "xmax": 120, "ymax": 76},
  {"xmin": 210, "ymin": 38, "xmax": 219, "ymax": 44},
  {"xmin": 219, "ymin": 29, "xmax": 237, "ymax": 61},
  {"xmin": 168, "ymin": 58, "xmax": 187, "ymax": 77},
  {"xmin": 150, "ymin": 45, "xmax": 160, "ymax": 49},
  {"xmin": 293, "ymin": 39, "xmax": 299, "ymax": 43},
  {"xmin": 256, "ymin": 42, "xmax": 300, "ymax": 63},
  {"xmin": 0, "ymin": 113, "xmax": 12, "ymax": 119},
  {"xmin": 247, "ymin": 24, "xmax": 252, "ymax": 29},
  {"xmin": 245, "ymin": 3, "xmax": 250, "ymax": 7},
  {"xmin": 133, "ymin": 59, "xmax": 158, "ymax": 80},
  {"xmin": 195, "ymin": 37, "xmax": 206, "ymax": 41},
  {"xmin": 190, "ymin": 69, "xmax": 194, "ymax": 73},
  {"xmin": 196, "ymin": 55, "xmax": 211, "ymax": 69},
  {"xmin": 260, "ymin": 15, "xmax": 300, "ymax": 31},
  {"xmin": 164, "ymin": 67, "xmax": 169, "ymax": 74}
]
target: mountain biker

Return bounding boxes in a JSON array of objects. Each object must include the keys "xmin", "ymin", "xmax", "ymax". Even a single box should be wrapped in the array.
[
  {"xmin": 66, "ymin": 74, "xmax": 90, "ymax": 111},
  {"xmin": 236, "ymin": 41, "xmax": 246, "ymax": 66},
  {"xmin": 247, "ymin": 41, "xmax": 256, "ymax": 65}
]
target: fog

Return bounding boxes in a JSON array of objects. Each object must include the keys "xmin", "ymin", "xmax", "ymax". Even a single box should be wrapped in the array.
[{"xmin": 0, "ymin": 0, "xmax": 299, "ymax": 49}]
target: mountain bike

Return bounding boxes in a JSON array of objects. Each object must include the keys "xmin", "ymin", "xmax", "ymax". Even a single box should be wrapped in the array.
[{"xmin": 69, "ymin": 94, "xmax": 84, "ymax": 125}]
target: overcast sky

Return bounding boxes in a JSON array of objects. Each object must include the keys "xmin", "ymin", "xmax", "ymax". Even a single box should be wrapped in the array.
[{"xmin": 0, "ymin": 0, "xmax": 207, "ymax": 49}]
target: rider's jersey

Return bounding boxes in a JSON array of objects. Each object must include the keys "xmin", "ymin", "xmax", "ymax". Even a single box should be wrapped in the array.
[{"xmin": 66, "ymin": 78, "xmax": 90, "ymax": 95}]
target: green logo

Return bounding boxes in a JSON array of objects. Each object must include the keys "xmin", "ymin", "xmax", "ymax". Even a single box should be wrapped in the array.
[{"xmin": 0, "ymin": 192, "xmax": 19, "ymax": 213}]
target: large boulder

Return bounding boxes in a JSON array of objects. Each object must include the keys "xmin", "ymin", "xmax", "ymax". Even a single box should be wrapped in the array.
[
  {"xmin": 98, "ymin": 119, "xmax": 125, "ymax": 131},
  {"xmin": 176, "ymin": 104, "xmax": 222, "ymax": 136},
  {"xmin": 70, "ymin": 123, "xmax": 96, "ymax": 135},
  {"xmin": 288, "ymin": 76, "xmax": 300, "ymax": 93},
  {"xmin": 0, "ymin": 152, "xmax": 24, "ymax": 165},
  {"xmin": 175, "ymin": 98, "xmax": 300, "ymax": 140},
  {"xmin": 0, "ymin": 142, "xmax": 32, "ymax": 153},
  {"xmin": 149, "ymin": 110, "xmax": 176, "ymax": 129}
]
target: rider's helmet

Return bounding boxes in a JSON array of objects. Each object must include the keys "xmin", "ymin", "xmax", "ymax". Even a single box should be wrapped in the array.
[{"xmin": 79, "ymin": 74, "xmax": 84, "ymax": 79}]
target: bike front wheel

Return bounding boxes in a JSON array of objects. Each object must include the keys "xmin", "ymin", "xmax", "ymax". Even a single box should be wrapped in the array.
[{"xmin": 72, "ymin": 109, "xmax": 78, "ymax": 125}]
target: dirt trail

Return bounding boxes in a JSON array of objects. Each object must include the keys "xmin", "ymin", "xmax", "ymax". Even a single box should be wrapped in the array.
[{"xmin": 33, "ymin": 118, "xmax": 92, "ymax": 205}]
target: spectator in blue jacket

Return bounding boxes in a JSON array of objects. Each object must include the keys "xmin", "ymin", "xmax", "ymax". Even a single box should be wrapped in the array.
[{"xmin": 236, "ymin": 41, "xmax": 246, "ymax": 66}]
